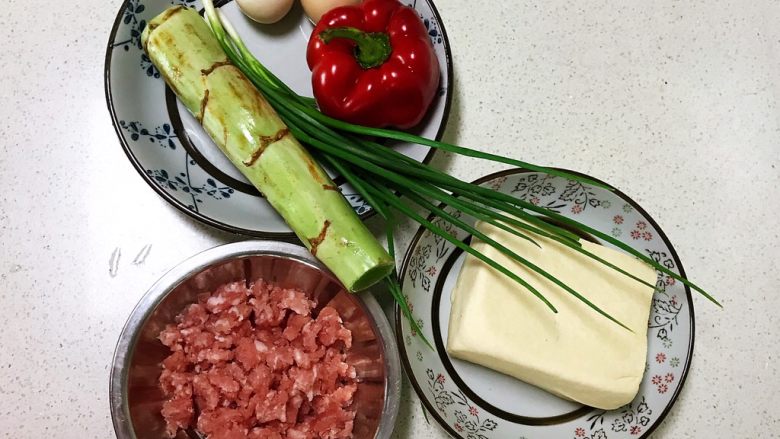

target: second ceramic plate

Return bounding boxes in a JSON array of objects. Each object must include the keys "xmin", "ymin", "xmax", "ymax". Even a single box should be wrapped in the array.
[
  {"xmin": 105, "ymin": 0, "xmax": 452, "ymax": 238},
  {"xmin": 397, "ymin": 169, "xmax": 694, "ymax": 439}
]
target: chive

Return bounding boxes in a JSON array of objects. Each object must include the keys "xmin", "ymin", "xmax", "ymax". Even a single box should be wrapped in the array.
[
  {"xmin": 384, "ymin": 215, "xmax": 434, "ymax": 350},
  {"xmin": 393, "ymin": 184, "xmax": 630, "ymax": 331},
  {"xmin": 271, "ymin": 87, "xmax": 612, "ymax": 190},
  {"xmin": 198, "ymin": 0, "xmax": 718, "ymax": 331},
  {"xmin": 290, "ymin": 131, "xmax": 568, "ymax": 312},
  {"xmin": 366, "ymin": 181, "xmax": 558, "ymax": 313},
  {"xmin": 435, "ymin": 177, "xmax": 722, "ymax": 307}
]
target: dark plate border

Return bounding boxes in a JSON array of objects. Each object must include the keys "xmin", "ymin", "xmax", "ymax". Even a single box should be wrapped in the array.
[
  {"xmin": 104, "ymin": 0, "xmax": 454, "ymax": 239},
  {"xmin": 395, "ymin": 168, "xmax": 695, "ymax": 439}
]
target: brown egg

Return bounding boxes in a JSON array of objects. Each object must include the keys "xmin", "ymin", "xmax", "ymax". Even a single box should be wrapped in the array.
[
  {"xmin": 237, "ymin": 0, "xmax": 295, "ymax": 24},
  {"xmin": 302, "ymin": 0, "xmax": 362, "ymax": 24}
]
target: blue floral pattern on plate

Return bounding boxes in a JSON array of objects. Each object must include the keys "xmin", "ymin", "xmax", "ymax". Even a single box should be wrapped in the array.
[
  {"xmin": 398, "ymin": 170, "xmax": 694, "ymax": 439},
  {"xmin": 106, "ymin": 0, "xmax": 451, "ymax": 236}
]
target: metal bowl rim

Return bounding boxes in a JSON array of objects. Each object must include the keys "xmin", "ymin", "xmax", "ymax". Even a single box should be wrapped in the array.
[{"xmin": 110, "ymin": 240, "xmax": 401, "ymax": 439}]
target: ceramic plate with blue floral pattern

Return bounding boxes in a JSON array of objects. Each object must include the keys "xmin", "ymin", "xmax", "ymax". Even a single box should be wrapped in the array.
[
  {"xmin": 105, "ymin": 0, "xmax": 452, "ymax": 237},
  {"xmin": 397, "ymin": 169, "xmax": 694, "ymax": 439}
]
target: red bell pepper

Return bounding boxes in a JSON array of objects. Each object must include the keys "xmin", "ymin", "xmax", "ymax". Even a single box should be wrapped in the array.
[{"xmin": 306, "ymin": 0, "xmax": 440, "ymax": 129}]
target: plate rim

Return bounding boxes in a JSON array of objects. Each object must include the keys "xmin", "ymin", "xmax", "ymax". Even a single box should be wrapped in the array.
[
  {"xmin": 103, "ymin": 0, "xmax": 454, "ymax": 239},
  {"xmin": 394, "ymin": 167, "xmax": 696, "ymax": 439}
]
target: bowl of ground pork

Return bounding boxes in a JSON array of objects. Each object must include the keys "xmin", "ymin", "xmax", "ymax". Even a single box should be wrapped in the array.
[{"xmin": 110, "ymin": 241, "xmax": 401, "ymax": 439}]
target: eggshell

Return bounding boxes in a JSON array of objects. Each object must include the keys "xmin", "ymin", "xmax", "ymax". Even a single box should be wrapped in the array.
[{"xmin": 237, "ymin": 0, "xmax": 295, "ymax": 24}]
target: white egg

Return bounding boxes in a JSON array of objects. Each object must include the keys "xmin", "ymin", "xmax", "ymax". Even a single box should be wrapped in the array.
[
  {"xmin": 301, "ymin": 0, "xmax": 362, "ymax": 24},
  {"xmin": 237, "ymin": 0, "xmax": 295, "ymax": 24}
]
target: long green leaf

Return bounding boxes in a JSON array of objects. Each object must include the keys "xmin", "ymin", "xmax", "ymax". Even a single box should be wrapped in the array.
[
  {"xmin": 434, "ymin": 179, "xmax": 721, "ymax": 307},
  {"xmin": 258, "ymin": 92, "xmax": 646, "ymax": 322},
  {"xmin": 366, "ymin": 182, "xmax": 558, "ymax": 313},
  {"xmin": 283, "ymin": 97, "xmax": 612, "ymax": 190},
  {"xmin": 394, "ymin": 185, "xmax": 630, "ymax": 330},
  {"xmin": 384, "ymin": 215, "xmax": 434, "ymax": 350},
  {"xmin": 201, "ymin": 3, "xmax": 718, "ymax": 319}
]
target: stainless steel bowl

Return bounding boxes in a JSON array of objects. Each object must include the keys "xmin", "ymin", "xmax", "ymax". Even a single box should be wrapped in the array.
[{"xmin": 110, "ymin": 241, "xmax": 401, "ymax": 439}]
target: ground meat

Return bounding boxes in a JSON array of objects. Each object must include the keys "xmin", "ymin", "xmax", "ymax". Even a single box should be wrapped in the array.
[{"xmin": 159, "ymin": 280, "xmax": 357, "ymax": 438}]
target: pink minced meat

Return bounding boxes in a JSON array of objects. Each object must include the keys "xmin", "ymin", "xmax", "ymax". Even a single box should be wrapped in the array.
[{"xmin": 159, "ymin": 280, "xmax": 357, "ymax": 439}]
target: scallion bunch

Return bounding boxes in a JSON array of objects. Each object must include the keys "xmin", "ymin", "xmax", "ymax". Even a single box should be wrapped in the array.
[{"xmin": 202, "ymin": 0, "xmax": 719, "ymax": 342}]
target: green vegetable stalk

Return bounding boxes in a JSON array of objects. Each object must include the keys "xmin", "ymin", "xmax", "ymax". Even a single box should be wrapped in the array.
[{"xmin": 141, "ymin": 6, "xmax": 394, "ymax": 291}]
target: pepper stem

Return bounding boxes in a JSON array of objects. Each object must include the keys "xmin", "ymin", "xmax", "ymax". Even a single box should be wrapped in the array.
[{"xmin": 319, "ymin": 27, "xmax": 392, "ymax": 69}]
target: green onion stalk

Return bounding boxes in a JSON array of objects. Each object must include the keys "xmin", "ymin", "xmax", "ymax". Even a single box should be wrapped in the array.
[{"xmin": 182, "ymin": 3, "xmax": 722, "ymax": 341}]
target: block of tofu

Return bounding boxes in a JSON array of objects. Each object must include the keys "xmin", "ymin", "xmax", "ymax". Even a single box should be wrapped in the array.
[{"xmin": 447, "ymin": 220, "xmax": 657, "ymax": 410}]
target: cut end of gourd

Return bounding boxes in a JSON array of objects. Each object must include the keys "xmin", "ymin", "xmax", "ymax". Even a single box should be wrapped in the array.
[{"xmin": 347, "ymin": 261, "xmax": 396, "ymax": 292}]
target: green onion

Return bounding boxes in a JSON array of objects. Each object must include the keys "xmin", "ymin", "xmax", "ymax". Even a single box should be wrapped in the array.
[{"xmin": 197, "ymin": 2, "xmax": 719, "ymax": 334}]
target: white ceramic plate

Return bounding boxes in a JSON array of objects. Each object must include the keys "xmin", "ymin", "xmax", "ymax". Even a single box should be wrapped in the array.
[
  {"xmin": 105, "ymin": 0, "xmax": 452, "ymax": 238},
  {"xmin": 397, "ymin": 169, "xmax": 694, "ymax": 439}
]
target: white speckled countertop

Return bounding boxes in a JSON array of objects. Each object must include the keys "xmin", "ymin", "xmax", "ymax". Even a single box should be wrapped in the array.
[{"xmin": 1, "ymin": 0, "xmax": 779, "ymax": 437}]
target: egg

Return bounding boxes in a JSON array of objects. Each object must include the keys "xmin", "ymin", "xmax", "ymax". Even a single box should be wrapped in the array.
[
  {"xmin": 236, "ymin": 0, "xmax": 295, "ymax": 24},
  {"xmin": 302, "ymin": 0, "xmax": 362, "ymax": 24}
]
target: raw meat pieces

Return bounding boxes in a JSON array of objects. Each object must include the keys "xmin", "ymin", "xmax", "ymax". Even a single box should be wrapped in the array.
[{"xmin": 159, "ymin": 279, "xmax": 357, "ymax": 438}]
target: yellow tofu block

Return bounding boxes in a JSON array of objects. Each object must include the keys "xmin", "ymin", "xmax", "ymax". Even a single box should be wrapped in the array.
[{"xmin": 446, "ymin": 220, "xmax": 657, "ymax": 410}]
